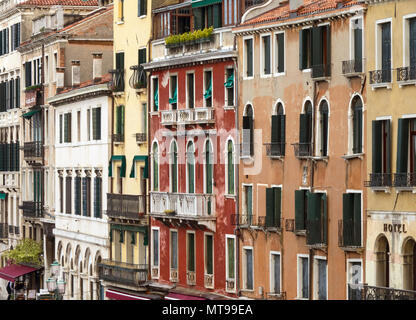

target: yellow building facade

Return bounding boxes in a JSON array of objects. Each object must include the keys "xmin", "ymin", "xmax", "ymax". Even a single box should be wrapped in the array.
[{"xmin": 365, "ymin": 0, "xmax": 416, "ymax": 298}]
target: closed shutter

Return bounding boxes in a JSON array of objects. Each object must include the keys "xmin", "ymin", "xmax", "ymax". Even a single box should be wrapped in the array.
[
  {"xmin": 385, "ymin": 120, "xmax": 391, "ymax": 173},
  {"xmin": 9, "ymin": 80, "xmax": 13, "ymax": 110},
  {"xmin": 153, "ymin": 229, "xmax": 159, "ymax": 266},
  {"xmin": 188, "ymin": 233, "xmax": 195, "ymax": 272},
  {"xmin": 271, "ymin": 115, "xmax": 280, "ymax": 149},
  {"xmin": 5, "ymin": 144, "xmax": 10, "ymax": 171},
  {"xmin": 82, "ymin": 177, "xmax": 88, "ymax": 216},
  {"xmin": 0, "ymin": 144, "xmax": 3, "ymax": 171},
  {"xmin": 266, "ymin": 187, "xmax": 274, "ymax": 227},
  {"xmin": 92, "ymin": 107, "xmax": 101, "ymax": 140},
  {"xmin": 246, "ymin": 39, "xmax": 253, "ymax": 77},
  {"xmin": 264, "ymin": 36, "xmax": 271, "ymax": 74},
  {"xmin": 59, "ymin": 115, "xmax": 63, "ymax": 143},
  {"xmin": 206, "ymin": 149, "xmax": 213, "ymax": 194},
  {"xmin": 94, "ymin": 177, "xmax": 102, "ymax": 218},
  {"xmin": 213, "ymin": 4, "xmax": 222, "ymax": 29},
  {"xmin": 396, "ymin": 118, "xmax": 409, "ymax": 173},
  {"xmin": 354, "ymin": 28, "xmax": 363, "ymax": 71},
  {"xmin": 247, "ymin": 186, "xmax": 252, "ymax": 222},
  {"xmin": 5, "ymin": 28, "xmax": 8, "ymax": 54},
  {"xmin": 207, "ymin": 5, "xmax": 213, "ymax": 28},
  {"xmin": 353, "ymin": 107, "xmax": 362, "ymax": 154},
  {"xmin": 16, "ymin": 23, "xmax": 20, "ymax": 49},
  {"xmin": 321, "ymin": 109, "xmax": 328, "ymax": 156},
  {"xmin": 381, "ymin": 22, "xmax": 391, "ymax": 76},
  {"xmin": 242, "ymin": 116, "xmax": 251, "ymax": 156},
  {"xmin": 372, "ymin": 120, "xmax": 382, "ymax": 173},
  {"xmin": 342, "ymin": 193, "xmax": 354, "ymax": 247},
  {"xmin": 64, "ymin": 113, "xmax": 72, "ymax": 143},
  {"xmin": 353, "ymin": 193, "xmax": 361, "ymax": 246},
  {"xmin": 299, "ymin": 113, "xmax": 310, "ymax": 144},
  {"xmin": 188, "ymin": 157, "xmax": 194, "ymax": 193},
  {"xmin": 138, "ymin": 48, "xmax": 146, "ymax": 65},
  {"xmin": 138, "ymin": 0, "xmax": 147, "ymax": 16},
  {"xmin": 322, "ymin": 193, "xmax": 327, "ymax": 244},
  {"xmin": 278, "ymin": 33, "xmax": 284, "ymax": 73},
  {"xmin": 172, "ymin": 146, "xmax": 177, "ymax": 193},
  {"xmin": 15, "ymin": 77, "xmax": 20, "ymax": 108},
  {"xmin": 116, "ymin": 52, "xmax": 124, "ymax": 70},
  {"xmin": 307, "ymin": 192, "xmax": 321, "ymax": 244},
  {"xmin": 25, "ymin": 61, "xmax": 32, "ymax": 88},
  {"xmin": 295, "ymin": 190, "xmax": 306, "ymax": 230},
  {"xmin": 66, "ymin": 176, "xmax": 72, "ymax": 214},
  {"xmin": 274, "ymin": 187, "xmax": 281, "ymax": 228},
  {"xmin": 0, "ymin": 30, "xmax": 2, "ymax": 55},
  {"xmin": 193, "ymin": 8, "xmax": 203, "ymax": 30},
  {"xmin": 206, "ymin": 235, "xmax": 213, "ymax": 275},
  {"xmin": 299, "ymin": 29, "xmax": 305, "ymax": 70},
  {"xmin": 325, "ymin": 25, "xmax": 331, "ymax": 74},
  {"xmin": 312, "ymin": 27, "xmax": 323, "ymax": 72},
  {"xmin": 15, "ymin": 141, "xmax": 19, "ymax": 171},
  {"xmin": 74, "ymin": 177, "xmax": 81, "ymax": 215},
  {"xmin": 318, "ymin": 260, "xmax": 327, "ymax": 300}
]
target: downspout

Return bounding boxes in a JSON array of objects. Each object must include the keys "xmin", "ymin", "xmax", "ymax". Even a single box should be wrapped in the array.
[{"xmin": 41, "ymin": 42, "xmax": 46, "ymax": 287}]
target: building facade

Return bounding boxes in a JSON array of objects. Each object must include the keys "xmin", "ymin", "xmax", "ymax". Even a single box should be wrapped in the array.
[
  {"xmin": 233, "ymin": 0, "xmax": 367, "ymax": 300},
  {"xmin": 364, "ymin": 0, "xmax": 416, "ymax": 299}
]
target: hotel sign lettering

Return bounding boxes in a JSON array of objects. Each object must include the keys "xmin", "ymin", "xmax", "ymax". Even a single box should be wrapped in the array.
[{"xmin": 384, "ymin": 223, "xmax": 407, "ymax": 233}]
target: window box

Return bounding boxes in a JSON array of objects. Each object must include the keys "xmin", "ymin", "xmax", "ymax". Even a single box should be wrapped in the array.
[{"xmin": 342, "ymin": 59, "xmax": 364, "ymax": 77}]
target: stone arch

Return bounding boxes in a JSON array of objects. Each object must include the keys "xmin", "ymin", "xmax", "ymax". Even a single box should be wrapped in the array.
[
  {"xmin": 402, "ymin": 236, "xmax": 416, "ymax": 290},
  {"xmin": 374, "ymin": 234, "xmax": 390, "ymax": 287}
]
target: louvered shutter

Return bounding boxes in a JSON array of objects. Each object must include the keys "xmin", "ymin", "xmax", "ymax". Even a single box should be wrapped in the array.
[
  {"xmin": 278, "ymin": 33, "xmax": 284, "ymax": 73},
  {"xmin": 206, "ymin": 235, "xmax": 213, "ymax": 275},
  {"xmin": 299, "ymin": 29, "xmax": 305, "ymax": 70},
  {"xmin": 75, "ymin": 177, "xmax": 81, "ymax": 215},
  {"xmin": 213, "ymin": 4, "xmax": 222, "ymax": 29},
  {"xmin": 295, "ymin": 190, "xmax": 305, "ymax": 231},
  {"xmin": 94, "ymin": 177, "xmax": 102, "ymax": 218},
  {"xmin": 342, "ymin": 193, "xmax": 354, "ymax": 246},
  {"xmin": 264, "ymin": 36, "xmax": 271, "ymax": 74},
  {"xmin": 299, "ymin": 113, "xmax": 310, "ymax": 143},
  {"xmin": 246, "ymin": 39, "xmax": 253, "ymax": 77},
  {"xmin": 266, "ymin": 187, "xmax": 274, "ymax": 227},
  {"xmin": 66, "ymin": 176, "xmax": 72, "ymax": 214},
  {"xmin": 15, "ymin": 77, "xmax": 20, "ymax": 108},
  {"xmin": 82, "ymin": 177, "xmax": 88, "ymax": 216},
  {"xmin": 385, "ymin": 120, "xmax": 391, "ymax": 174},
  {"xmin": 354, "ymin": 28, "xmax": 363, "ymax": 71},
  {"xmin": 93, "ymin": 107, "xmax": 101, "ymax": 140},
  {"xmin": 274, "ymin": 187, "xmax": 281, "ymax": 228},
  {"xmin": 396, "ymin": 118, "xmax": 409, "ymax": 174},
  {"xmin": 271, "ymin": 115, "xmax": 280, "ymax": 155},
  {"xmin": 372, "ymin": 120, "xmax": 382, "ymax": 174},
  {"xmin": 353, "ymin": 193, "xmax": 361, "ymax": 246}
]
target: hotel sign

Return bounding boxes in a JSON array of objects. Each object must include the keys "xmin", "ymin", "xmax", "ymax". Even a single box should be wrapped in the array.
[{"xmin": 384, "ymin": 223, "xmax": 407, "ymax": 233}]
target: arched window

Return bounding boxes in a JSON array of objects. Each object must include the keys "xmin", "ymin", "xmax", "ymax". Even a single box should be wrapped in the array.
[
  {"xmin": 375, "ymin": 235, "xmax": 390, "ymax": 288},
  {"xmin": 403, "ymin": 238, "xmax": 416, "ymax": 291},
  {"xmin": 298, "ymin": 100, "xmax": 313, "ymax": 156},
  {"xmin": 242, "ymin": 104, "xmax": 254, "ymax": 157},
  {"xmin": 319, "ymin": 100, "xmax": 329, "ymax": 156},
  {"xmin": 152, "ymin": 142, "xmax": 158, "ymax": 191},
  {"xmin": 205, "ymin": 140, "xmax": 213, "ymax": 194},
  {"xmin": 227, "ymin": 140, "xmax": 235, "ymax": 195},
  {"xmin": 352, "ymin": 96, "xmax": 363, "ymax": 154},
  {"xmin": 170, "ymin": 141, "xmax": 178, "ymax": 193},
  {"xmin": 271, "ymin": 102, "xmax": 285, "ymax": 156},
  {"xmin": 187, "ymin": 141, "xmax": 195, "ymax": 193}
]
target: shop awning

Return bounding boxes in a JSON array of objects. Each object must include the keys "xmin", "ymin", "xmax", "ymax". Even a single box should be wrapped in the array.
[
  {"xmin": 21, "ymin": 108, "xmax": 41, "ymax": 119},
  {"xmin": 108, "ymin": 155, "xmax": 126, "ymax": 177},
  {"xmin": 165, "ymin": 292, "xmax": 206, "ymax": 300},
  {"xmin": 0, "ymin": 264, "xmax": 40, "ymax": 282},
  {"xmin": 0, "ymin": 192, "xmax": 6, "ymax": 200},
  {"xmin": 192, "ymin": 0, "xmax": 222, "ymax": 8},
  {"xmin": 105, "ymin": 289, "xmax": 160, "ymax": 300},
  {"xmin": 129, "ymin": 155, "xmax": 149, "ymax": 179}
]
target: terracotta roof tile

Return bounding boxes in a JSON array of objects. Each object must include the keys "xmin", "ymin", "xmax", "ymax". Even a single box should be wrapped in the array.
[
  {"xmin": 18, "ymin": 0, "xmax": 98, "ymax": 7},
  {"xmin": 57, "ymin": 73, "xmax": 111, "ymax": 95}
]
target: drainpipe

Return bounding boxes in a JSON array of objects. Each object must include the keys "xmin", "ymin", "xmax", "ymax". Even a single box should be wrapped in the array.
[{"xmin": 41, "ymin": 42, "xmax": 47, "ymax": 288}]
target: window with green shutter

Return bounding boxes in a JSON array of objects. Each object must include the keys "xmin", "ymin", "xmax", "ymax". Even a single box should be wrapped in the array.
[
  {"xmin": 170, "ymin": 230, "xmax": 178, "ymax": 269},
  {"xmin": 306, "ymin": 192, "xmax": 327, "ymax": 246},
  {"xmin": 115, "ymin": 105, "xmax": 124, "ymax": 138},
  {"xmin": 227, "ymin": 140, "xmax": 234, "ymax": 195},
  {"xmin": 204, "ymin": 70, "xmax": 212, "ymax": 106},
  {"xmin": 171, "ymin": 141, "xmax": 178, "ymax": 193},
  {"xmin": 65, "ymin": 176, "xmax": 72, "ymax": 214},
  {"xmin": 187, "ymin": 232, "xmax": 195, "ymax": 272},
  {"xmin": 262, "ymin": 35, "xmax": 271, "ymax": 75},
  {"xmin": 295, "ymin": 189, "xmax": 308, "ymax": 231},
  {"xmin": 352, "ymin": 97, "xmax": 363, "ymax": 154},
  {"xmin": 152, "ymin": 229, "xmax": 159, "ymax": 267},
  {"xmin": 225, "ymin": 68, "xmax": 234, "ymax": 106},
  {"xmin": 152, "ymin": 78, "xmax": 159, "ymax": 111},
  {"xmin": 299, "ymin": 28, "xmax": 312, "ymax": 70},
  {"xmin": 227, "ymin": 237, "xmax": 235, "ymax": 279},
  {"xmin": 276, "ymin": 32, "xmax": 285, "ymax": 73},
  {"xmin": 205, "ymin": 140, "xmax": 213, "ymax": 194},
  {"xmin": 266, "ymin": 187, "xmax": 281, "ymax": 228},
  {"xmin": 342, "ymin": 193, "xmax": 361, "ymax": 247},
  {"xmin": 94, "ymin": 176, "xmax": 102, "ymax": 218},
  {"xmin": 153, "ymin": 143, "xmax": 158, "ymax": 191},
  {"xmin": 92, "ymin": 107, "xmax": 101, "ymax": 140},
  {"xmin": 205, "ymin": 234, "xmax": 213, "ymax": 275},
  {"xmin": 64, "ymin": 113, "xmax": 72, "ymax": 143},
  {"xmin": 319, "ymin": 101, "xmax": 329, "ymax": 157},
  {"xmin": 245, "ymin": 38, "xmax": 253, "ymax": 77},
  {"xmin": 74, "ymin": 176, "xmax": 81, "ymax": 215},
  {"xmin": 187, "ymin": 73, "xmax": 194, "ymax": 109},
  {"xmin": 169, "ymin": 75, "xmax": 177, "ymax": 109},
  {"xmin": 82, "ymin": 177, "xmax": 91, "ymax": 217},
  {"xmin": 187, "ymin": 141, "xmax": 195, "ymax": 193},
  {"xmin": 245, "ymin": 185, "xmax": 253, "ymax": 224}
]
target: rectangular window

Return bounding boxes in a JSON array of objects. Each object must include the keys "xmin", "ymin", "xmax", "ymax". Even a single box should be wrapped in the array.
[
  {"xmin": 275, "ymin": 32, "xmax": 285, "ymax": 74},
  {"xmin": 45, "ymin": 55, "xmax": 49, "ymax": 83},
  {"xmin": 92, "ymin": 107, "xmax": 101, "ymax": 140},
  {"xmin": 244, "ymin": 38, "xmax": 253, "ymax": 77},
  {"xmin": 65, "ymin": 176, "xmax": 72, "ymax": 214},
  {"xmin": 371, "ymin": 119, "xmax": 391, "ymax": 184},
  {"xmin": 82, "ymin": 177, "xmax": 91, "ymax": 217},
  {"xmin": 187, "ymin": 232, "xmax": 195, "ymax": 272},
  {"xmin": 193, "ymin": 4, "xmax": 222, "ymax": 30},
  {"xmin": 152, "ymin": 228, "xmax": 159, "ymax": 268},
  {"xmin": 53, "ymin": 52, "xmax": 57, "ymax": 81},
  {"xmin": 315, "ymin": 258, "xmax": 327, "ymax": 300},
  {"xmin": 169, "ymin": 75, "xmax": 177, "ymax": 110},
  {"xmin": 59, "ymin": 176, "xmax": 63, "ymax": 213},
  {"xmin": 226, "ymin": 236, "xmax": 235, "ymax": 281},
  {"xmin": 118, "ymin": 0, "xmax": 124, "ymax": 21},
  {"xmin": 138, "ymin": 0, "xmax": 147, "ymax": 17},
  {"xmin": 64, "ymin": 112, "xmax": 72, "ymax": 143},
  {"xmin": 299, "ymin": 28, "xmax": 312, "ymax": 70},
  {"xmin": 243, "ymin": 247, "xmax": 253, "ymax": 290},
  {"xmin": 300, "ymin": 26, "xmax": 331, "ymax": 77},
  {"xmin": 270, "ymin": 252, "xmax": 281, "ymax": 294},
  {"xmin": 352, "ymin": 18, "xmax": 363, "ymax": 72},
  {"xmin": 115, "ymin": 105, "xmax": 124, "ymax": 140},
  {"xmin": 204, "ymin": 70, "xmax": 212, "ymax": 107},
  {"xmin": 244, "ymin": 185, "xmax": 253, "ymax": 224},
  {"xmin": 94, "ymin": 176, "xmax": 102, "ymax": 218},
  {"xmin": 187, "ymin": 73, "xmax": 194, "ymax": 109},
  {"xmin": 265, "ymin": 186, "xmax": 281, "ymax": 228},
  {"xmin": 87, "ymin": 109, "xmax": 91, "ymax": 141},
  {"xmin": 342, "ymin": 192, "xmax": 362, "ymax": 247},
  {"xmin": 77, "ymin": 111, "xmax": 81, "ymax": 142},
  {"xmin": 298, "ymin": 256, "xmax": 309, "ymax": 299},
  {"xmin": 138, "ymin": 48, "xmax": 146, "ymax": 65},
  {"xmin": 152, "ymin": 77, "xmax": 159, "ymax": 112},
  {"xmin": 306, "ymin": 192, "xmax": 327, "ymax": 246},
  {"xmin": 25, "ymin": 61, "xmax": 32, "ymax": 88},
  {"xmin": 294, "ymin": 189, "xmax": 308, "ymax": 231},
  {"xmin": 205, "ymin": 234, "xmax": 213, "ymax": 276},
  {"xmin": 170, "ymin": 230, "xmax": 178, "ymax": 270},
  {"xmin": 225, "ymin": 68, "xmax": 234, "ymax": 106},
  {"xmin": 376, "ymin": 21, "xmax": 391, "ymax": 82},
  {"xmin": 261, "ymin": 34, "xmax": 271, "ymax": 75},
  {"xmin": 74, "ymin": 176, "xmax": 81, "ymax": 215}
]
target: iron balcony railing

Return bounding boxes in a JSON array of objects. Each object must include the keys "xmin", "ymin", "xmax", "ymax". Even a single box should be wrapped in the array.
[
  {"xmin": 364, "ymin": 173, "xmax": 393, "ymax": 188},
  {"xmin": 348, "ymin": 283, "xmax": 362, "ymax": 300},
  {"xmin": 342, "ymin": 59, "xmax": 363, "ymax": 75},
  {"xmin": 311, "ymin": 64, "xmax": 331, "ymax": 79},
  {"xmin": 108, "ymin": 69, "xmax": 125, "ymax": 92},
  {"xmin": 98, "ymin": 259, "xmax": 148, "ymax": 286},
  {"xmin": 129, "ymin": 65, "xmax": 147, "ymax": 90},
  {"xmin": 363, "ymin": 284, "xmax": 416, "ymax": 300},
  {"xmin": 106, "ymin": 193, "xmax": 146, "ymax": 220},
  {"xmin": 21, "ymin": 201, "xmax": 43, "ymax": 218},
  {"xmin": 394, "ymin": 173, "xmax": 416, "ymax": 188},
  {"xmin": 264, "ymin": 142, "xmax": 285, "ymax": 158},
  {"xmin": 255, "ymin": 216, "xmax": 282, "ymax": 230},
  {"xmin": 135, "ymin": 133, "xmax": 147, "ymax": 143},
  {"xmin": 369, "ymin": 69, "xmax": 392, "ymax": 84},
  {"xmin": 292, "ymin": 142, "xmax": 313, "ymax": 158},
  {"xmin": 397, "ymin": 66, "xmax": 416, "ymax": 82},
  {"xmin": 112, "ymin": 133, "xmax": 124, "ymax": 143},
  {"xmin": 232, "ymin": 213, "xmax": 253, "ymax": 226},
  {"xmin": 338, "ymin": 219, "xmax": 362, "ymax": 248},
  {"xmin": 23, "ymin": 141, "xmax": 42, "ymax": 159},
  {"xmin": 0, "ymin": 223, "xmax": 8, "ymax": 239},
  {"xmin": 306, "ymin": 219, "xmax": 327, "ymax": 247}
]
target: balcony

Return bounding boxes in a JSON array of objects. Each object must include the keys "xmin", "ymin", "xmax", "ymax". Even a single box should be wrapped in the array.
[
  {"xmin": 150, "ymin": 192, "xmax": 216, "ymax": 231},
  {"xmin": 306, "ymin": 219, "xmax": 327, "ymax": 248},
  {"xmin": 234, "ymin": 214, "xmax": 282, "ymax": 232},
  {"xmin": 161, "ymin": 110, "xmax": 177, "ymax": 125},
  {"xmin": 23, "ymin": 141, "xmax": 42, "ymax": 162},
  {"xmin": 21, "ymin": 201, "xmax": 43, "ymax": 219},
  {"xmin": 193, "ymin": 108, "xmax": 214, "ymax": 124},
  {"xmin": 397, "ymin": 66, "xmax": 416, "ymax": 86},
  {"xmin": 135, "ymin": 133, "xmax": 147, "ymax": 144},
  {"xmin": 292, "ymin": 142, "xmax": 313, "ymax": 159},
  {"xmin": 177, "ymin": 109, "xmax": 194, "ymax": 124},
  {"xmin": 108, "ymin": 69, "xmax": 125, "ymax": 93},
  {"xmin": 369, "ymin": 69, "xmax": 392, "ymax": 87},
  {"xmin": 364, "ymin": 173, "xmax": 392, "ymax": 189},
  {"xmin": 311, "ymin": 64, "xmax": 331, "ymax": 80},
  {"xmin": 106, "ymin": 193, "xmax": 146, "ymax": 221},
  {"xmin": 160, "ymin": 108, "xmax": 214, "ymax": 126},
  {"xmin": 129, "ymin": 65, "xmax": 147, "ymax": 92},
  {"xmin": 342, "ymin": 59, "xmax": 363, "ymax": 77},
  {"xmin": 264, "ymin": 142, "xmax": 285, "ymax": 158},
  {"xmin": 98, "ymin": 259, "xmax": 148, "ymax": 286},
  {"xmin": 0, "ymin": 223, "xmax": 8, "ymax": 239},
  {"xmin": 338, "ymin": 219, "xmax": 362, "ymax": 250},
  {"xmin": 112, "ymin": 133, "xmax": 124, "ymax": 143},
  {"xmin": 363, "ymin": 285, "xmax": 416, "ymax": 300},
  {"xmin": 394, "ymin": 173, "xmax": 416, "ymax": 188}
]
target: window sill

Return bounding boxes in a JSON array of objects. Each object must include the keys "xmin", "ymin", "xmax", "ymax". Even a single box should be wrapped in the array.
[
  {"xmin": 370, "ymin": 186, "xmax": 391, "ymax": 193},
  {"xmin": 116, "ymin": 20, "xmax": 124, "ymax": 25},
  {"xmin": 224, "ymin": 105, "xmax": 235, "ymax": 111},
  {"xmin": 302, "ymin": 68, "xmax": 312, "ymax": 73},
  {"xmin": 225, "ymin": 194, "xmax": 236, "ymax": 199},
  {"xmin": 243, "ymin": 76, "xmax": 254, "ymax": 81},
  {"xmin": 370, "ymin": 83, "xmax": 392, "ymax": 90},
  {"xmin": 395, "ymin": 186, "xmax": 416, "ymax": 193},
  {"xmin": 294, "ymin": 297, "xmax": 309, "ymax": 300},
  {"xmin": 138, "ymin": 15, "xmax": 147, "ymax": 19},
  {"xmin": 311, "ymin": 156, "xmax": 328, "ymax": 163},
  {"xmin": 274, "ymin": 72, "xmax": 286, "ymax": 77},
  {"xmin": 398, "ymin": 80, "xmax": 416, "ymax": 88},
  {"xmin": 149, "ymin": 111, "xmax": 159, "ymax": 116},
  {"xmin": 260, "ymin": 73, "xmax": 272, "ymax": 79},
  {"xmin": 341, "ymin": 153, "xmax": 364, "ymax": 160},
  {"xmin": 240, "ymin": 289, "xmax": 255, "ymax": 293}
]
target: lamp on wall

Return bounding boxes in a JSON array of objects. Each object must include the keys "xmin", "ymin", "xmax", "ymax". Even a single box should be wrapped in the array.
[{"xmin": 46, "ymin": 261, "xmax": 66, "ymax": 300}]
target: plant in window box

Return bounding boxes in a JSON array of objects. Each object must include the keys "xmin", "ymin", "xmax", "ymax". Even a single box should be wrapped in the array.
[
  {"xmin": 24, "ymin": 84, "xmax": 42, "ymax": 92},
  {"xmin": 164, "ymin": 209, "xmax": 176, "ymax": 216}
]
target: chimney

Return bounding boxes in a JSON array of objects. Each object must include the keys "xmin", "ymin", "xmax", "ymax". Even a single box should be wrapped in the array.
[
  {"xmin": 71, "ymin": 60, "xmax": 80, "ymax": 87},
  {"xmin": 92, "ymin": 52, "xmax": 103, "ymax": 82},
  {"xmin": 289, "ymin": 0, "xmax": 303, "ymax": 11},
  {"xmin": 56, "ymin": 67, "xmax": 65, "ymax": 92}
]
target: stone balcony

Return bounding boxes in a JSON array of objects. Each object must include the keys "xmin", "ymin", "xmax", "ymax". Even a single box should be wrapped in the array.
[
  {"xmin": 160, "ymin": 108, "xmax": 214, "ymax": 126},
  {"xmin": 150, "ymin": 192, "xmax": 216, "ymax": 232}
]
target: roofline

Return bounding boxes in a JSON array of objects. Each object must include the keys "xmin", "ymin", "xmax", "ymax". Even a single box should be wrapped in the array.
[{"xmin": 48, "ymin": 82, "xmax": 111, "ymax": 106}]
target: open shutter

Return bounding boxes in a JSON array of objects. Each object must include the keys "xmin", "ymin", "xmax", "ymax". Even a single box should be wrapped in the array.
[
  {"xmin": 249, "ymin": 116, "xmax": 254, "ymax": 156},
  {"xmin": 385, "ymin": 120, "xmax": 391, "ymax": 173},
  {"xmin": 271, "ymin": 115, "xmax": 280, "ymax": 155},
  {"xmin": 247, "ymin": 186, "xmax": 252, "ymax": 223},
  {"xmin": 325, "ymin": 25, "xmax": 331, "ymax": 75},
  {"xmin": 193, "ymin": 8, "xmax": 203, "ymax": 30},
  {"xmin": 307, "ymin": 192, "xmax": 321, "ymax": 244},
  {"xmin": 354, "ymin": 27, "xmax": 363, "ymax": 71},
  {"xmin": 353, "ymin": 193, "xmax": 361, "ymax": 246},
  {"xmin": 274, "ymin": 187, "xmax": 281, "ymax": 228},
  {"xmin": 266, "ymin": 187, "xmax": 274, "ymax": 227},
  {"xmin": 342, "ymin": 193, "xmax": 354, "ymax": 246},
  {"xmin": 295, "ymin": 190, "xmax": 305, "ymax": 230},
  {"xmin": 299, "ymin": 113, "xmax": 310, "ymax": 143},
  {"xmin": 15, "ymin": 77, "xmax": 20, "ymax": 108},
  {"xmin": 264, "ymin": 36, "xmax": 271, "ymax": 74},
  {"xmin": 322, "ymin": 193, "xmax": 327, "ymax": 245},
  {"xmin": 280, "ymin": 115, "xmax": 286, "ymax": 155},
  {"xmin": 278, "ymin": 33, "xmax": 284, "ymax": 73},
  {"xmin": 299, "ymin": 29, "xmax": 305, "ymax": 70},
  {"xmin": 213, "ymin": 4, "xmax": 222, "ymax": 29},
  {"xmin": 396, "ymin": 118, "xmax": 409, "ymax": 173},
  {"xmin": 372, "ymin": 120, "xmax": 382, "ymax": 173},
  {"xmin": 353, "ymin": 107, "xmax": 362, "ymax": 154},
  {"xmin": 311, "ymin": 27, "xmax": 323, "ymax": 68}
]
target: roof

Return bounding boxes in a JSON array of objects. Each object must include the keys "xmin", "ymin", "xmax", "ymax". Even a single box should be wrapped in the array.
[
  {"xmin": 17, "ymin": 0, "xmax": 98, "ymax": 7},
  {"xmin": 0, "ymin": 264, "xmax": 41, "ymax": 283},
  {"xmin": 56, "ymin": 72, "xmax": 111, "ymax": 95},
  {"xmin": 241, "ymin": 0, "xmax": 361, "ymax": 27},
  {"xmin": 152, "ymin": 0, "xmax": 181, "ymax": 10}
]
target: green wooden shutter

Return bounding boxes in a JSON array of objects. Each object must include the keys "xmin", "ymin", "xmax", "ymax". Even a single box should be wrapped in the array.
[
  {"xmin": 206, "ymin": 235, "xmax": 213, "ymax": 274},
  {"xmin": 385, "ymin": 120, "xmax": 391, "ymax": 173},
  {"xmin": 188, "ymin": 233, "xmax": 195, "ymax": 272},
  {"xmin": 94, "ymin": 177, "xmax": 102, "ymax": 218},
  {"xmin": 138, "ymin": 48, "xmax": 146, "ymax": 65},
  {"xmin": 247, "ymin": 186, "xmax": 252, "ymax": 223},
  {"xmin": 120, "ymin": 105, "xmax": 124, "ymax": 136},
  {"xmin": 312, "ymin": 27, "xmax": 323, "ymax": 68},
  {"xmin": 206, "ymin": 147, "xmax": 213, "ymax": 194},
  {"xmin": 153, "ymin": 144, "xmax": 158, "ymax": 191},
  {"xmin": 172, "ymin": 144, "xmax": 177, "ymax": 193},
  {"xmin": 274, "ymin": 187, "xmax": 281, "ymax": 228},
  {"xmin": 193, "ymin": 8, "xmax": 203, "ymax": 30},
  {"xmin": 299, "ymin": 113, "xmax": 310, "ymax": 143},
  {"xmin": 342, "ymin": 193, "xmax": 354, "ymax": 246},
  {"xmin": 264, "ymin": 35, "xmax": 271, "ymax": 74},
  {"xmin": 295, "ymin": 190, "xmax": 305, "ymax": 230},
  {"xmin": 325, "ymin": 25, "xmax": 331, "ymax": 72},
  {"xmin": 188, "ymin": 160, "xmax": 194, "ymax": 193},
  {"xmin": 266, "ymin": 187, "xmax": 274, "ymax": 227},
  {"xmin": 354, "ymin": 28, "xmax": 362, "ymax": 71},
  {"xmin": 213, "ymin": 4, "xmax": 222, "ymax": 29},
  {"xmin": 93, "ymin": 108, "xmax": 101, "ymax": 140},
  {"xmin": 299, "ymin": 29, "xmax": 305, "ymax": 70},
  {"xmin": 322, "ymin": 193, "xmax": 327, "ymax": 244},
  {"xmin": 271, "ymin": 115, "xmax": 279, "ymax": 143},
  {"xmin": 353, "ymin": 107, "xmax": 362, "ymax": 154},
  {"xmin": 396, "ymin": 118, "xmax": 409, "ymax": 173},
  {"xmin": 306, "ymin": 192, "xmax": 321, "ymax": 244},
  {"xmin": 280, "ymin": 115, "xmax": 286, "ymax": 155},
  {"xmin": 82, "ymin": 177, "xmax": 87, "ymax": 216},
  {"xmin": 372, "ymin": 120, "xmax": 382, "ymax": 174},
  {"xmin": 227, "ymin": 237, "xmax": 235, "ymax": 278},
  {"xmin": 246, "ymin": 39, "xmax": 253, "ymax": 77},
  {"xmin": 278, "ymin": 33, "xmax": 284, "ymax": 73},
  {"xmin": 353, "ymin": 193, "xmax": 361, "ymax": 246},
  {"xmin": 116, "ymin": 106, "xmax": 121, "ymax": 134},
  {"xmin": 228, "ymin": 141, "xmax": 234, "ymax": 194}
]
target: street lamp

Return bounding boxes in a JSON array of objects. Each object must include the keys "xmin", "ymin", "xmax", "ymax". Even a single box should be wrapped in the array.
[{"xmin": 46, "ymin": 261, "xmax": 66, "ymax": 300}]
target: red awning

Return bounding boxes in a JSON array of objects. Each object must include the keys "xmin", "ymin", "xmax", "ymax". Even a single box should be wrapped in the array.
[
  {"xmin": 0, "ymin": 264, "xmax": 39, "ymax": 282},
  {"xmin": 105, "ymin": 289, "xmax": 153, "ymax": 300},
  {"xmin": 165, "ymin": 292, "xmax": 206, "ymax": 300}
]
